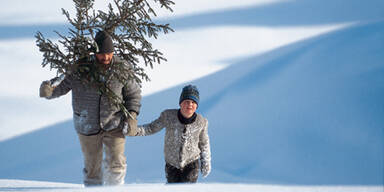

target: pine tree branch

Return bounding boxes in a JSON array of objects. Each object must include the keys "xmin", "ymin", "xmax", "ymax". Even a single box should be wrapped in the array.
[{"xmin": 36, "ymin": 0, "xmax": 174, "ymax": 117}]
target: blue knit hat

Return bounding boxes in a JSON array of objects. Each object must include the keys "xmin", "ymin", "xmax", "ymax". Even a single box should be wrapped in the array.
[{"xmin": 179, "ymin": 85, "xmax": 200, "ymax": 106}]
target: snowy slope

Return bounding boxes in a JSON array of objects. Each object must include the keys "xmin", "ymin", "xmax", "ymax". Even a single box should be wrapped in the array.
[
  {"xmin": 0, "ymin": 20, "xmax": 383, "ymax": 185},
  {"xmin": 0, "ymin": 0, "xmax": 383, "ymax": 189},
  {"xmin": 0, "ymin": 0, "xmax": 282, "ymax": 25},
  {"xmin": 196, "ymin": 20, "xmax": 384, "ymax": 184},
  {"xmin": 0, "ymin": 180, "xmax": 382, "ymax": 192},
  {"xmin": 0, "ymin": 21, "xmax": 346, "ymax": 140},
  {"xmin": 130, "ymin": 20, "xmax": 384, "ymax": 185}
]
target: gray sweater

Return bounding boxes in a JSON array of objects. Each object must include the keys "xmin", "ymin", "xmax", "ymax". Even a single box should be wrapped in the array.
[
  {"xmin": 136, "ymin": 109, "xmax": 211, "ymax": 169},
  {"xmin": 46, "ymin": 56, "xmax": 142, "ymax": 135}
]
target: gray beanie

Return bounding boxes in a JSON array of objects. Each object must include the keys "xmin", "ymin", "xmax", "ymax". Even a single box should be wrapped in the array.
[
  {"xmin": 179, "ymin": 85, "xmax": 200, "ymax": 106},
  {"xmin": 95, "ymin": 31, "xmax": 114, "ymax": 53}
]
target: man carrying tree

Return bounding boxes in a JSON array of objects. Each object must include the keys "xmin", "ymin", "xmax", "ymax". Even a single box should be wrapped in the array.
[
  {"xmin": 36, "ymin": 0, "xmax": 174, "ymax": 186},
  {"xmin": 40, "ymin": 30, "xmax": 141, "ymax": 186}
]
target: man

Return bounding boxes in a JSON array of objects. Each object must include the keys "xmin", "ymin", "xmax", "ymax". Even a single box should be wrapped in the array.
[{"xmin": 39, "ymin": 31, "xmax": 141, "ymax": 186}]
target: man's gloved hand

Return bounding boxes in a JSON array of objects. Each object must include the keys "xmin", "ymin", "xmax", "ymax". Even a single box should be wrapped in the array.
[
  {"xmin": 122, "ymin": 111, "xmax": 138, "ymax": 136},
  {"xmin": 201, "ymin": 160, "xmax": 211, "ymax": 178},
  {"xmin": 40, "ymin": 81, "xmax": 53, "ymax": 98}
]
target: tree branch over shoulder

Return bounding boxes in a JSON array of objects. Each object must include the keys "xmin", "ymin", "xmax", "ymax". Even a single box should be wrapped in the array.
[{"xmin": 35, "ymin": 0, "xmax": 174, "ymax": 117}]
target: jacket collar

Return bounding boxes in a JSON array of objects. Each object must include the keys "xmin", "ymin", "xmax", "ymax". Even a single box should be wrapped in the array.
[{"xmin": 177, "ymin": 109, "xmax": 197, "ymax": 125}]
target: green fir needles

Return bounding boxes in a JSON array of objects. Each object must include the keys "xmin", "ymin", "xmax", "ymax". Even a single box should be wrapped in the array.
[{"xmin": 35, "ymin": 0, "xmax": 174, "ymax": 117}]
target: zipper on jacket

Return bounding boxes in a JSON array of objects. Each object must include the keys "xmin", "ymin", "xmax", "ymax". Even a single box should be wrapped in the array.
[
  {"xmin": 179, "ymin": 124, "xmax": 188, "ymax": 168},
  {"xmin": 98, "ymin": 94, "xmax": 102, "ymax": 128}
]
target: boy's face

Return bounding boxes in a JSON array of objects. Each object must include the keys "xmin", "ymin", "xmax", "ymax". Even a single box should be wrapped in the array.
[{"xmin": 179, "ymin": 99, "xmax": 197, "ymax": 118}]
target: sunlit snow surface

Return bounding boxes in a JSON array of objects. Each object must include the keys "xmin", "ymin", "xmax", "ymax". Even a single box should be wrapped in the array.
[
  {"xmin": 0, "ymin": 0, "xmax": 383, "ymax": 187},
  {"xmin": 0, "ymin": 22, "xmax": 348, "ymax": 141},
  {"xmin": 0, "ymin": 180, "xmax": 382, "ymax": 192}
]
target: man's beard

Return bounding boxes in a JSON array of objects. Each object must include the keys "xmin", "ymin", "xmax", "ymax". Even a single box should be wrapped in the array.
[{"xmin": 99, "ymin": 59, "xmax": 111, "ymax": 65}]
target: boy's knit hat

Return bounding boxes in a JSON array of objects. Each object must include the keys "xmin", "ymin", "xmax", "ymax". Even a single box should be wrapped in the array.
[
  {"xmin": 179, "ymin": 85, "xmax": 200, "ymax": 105},
  {"xmin": 95, "ymin": 31, "xmax": 114, "ymax": 53}
]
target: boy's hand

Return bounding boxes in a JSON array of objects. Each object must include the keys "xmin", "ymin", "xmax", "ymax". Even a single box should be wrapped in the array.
[
  {"xmin": 201, "ymin": 161, "xmax": 211, "ymax": 178},
  {"xmin": 123, "ymin": 112, "xmax": 138, "ymax": 136},
  {"xmin": 39, "ymin": 81, "xmax": 53, "ymax": 98}
]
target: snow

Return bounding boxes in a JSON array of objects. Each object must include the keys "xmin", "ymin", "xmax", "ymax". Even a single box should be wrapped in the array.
[
  {"xmin": 0, "ymin": 0, "xmax": 285, "ymax": 25},
  {"xmin": 0, "ymin": 180, "xmax": 381, "ymax": 192},
  {"xmin": 0, "ymin": 0, "xmax": 383, "ymax": 191},
  {"xmin": 0, "ymin": 179, "xmax": 80, "ymax": 191},
  {"xmin": 0, "ymin": 18, "xmax": 350, "ymax": 142}
]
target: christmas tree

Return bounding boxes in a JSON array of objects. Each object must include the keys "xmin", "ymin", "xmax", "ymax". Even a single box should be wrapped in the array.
[{"xmin": 35, "ymin": 0, "xmax": 174, "ymax": 117}]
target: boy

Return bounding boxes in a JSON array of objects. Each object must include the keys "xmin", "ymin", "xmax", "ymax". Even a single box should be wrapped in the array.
[{"xmin": 125, "ymin": 85, "xmax": 211, "ymax": 183}]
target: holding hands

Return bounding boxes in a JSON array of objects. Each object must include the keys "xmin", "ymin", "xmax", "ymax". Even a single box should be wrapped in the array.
[{"xmin": 123, "ymin": 111, "xmax": 138, "ymax": 136}]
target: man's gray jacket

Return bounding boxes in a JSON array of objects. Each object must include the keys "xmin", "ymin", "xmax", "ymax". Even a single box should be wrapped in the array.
[
  {"xmin": 46, "ymin": 56, "xmax": 142, "ymax": 135},
  {"xmin": 136, "ymin": 109, "xmax": 211, "ymax": 170}
]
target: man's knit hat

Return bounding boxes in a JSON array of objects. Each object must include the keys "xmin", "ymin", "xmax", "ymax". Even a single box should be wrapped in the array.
[
  {"xmin": 95, "ymin": 31, "xmax": 114, "ymax": 53},
  {"xmin": 179, "ymin": 85, "xmax": 200, "ymax": 106}
]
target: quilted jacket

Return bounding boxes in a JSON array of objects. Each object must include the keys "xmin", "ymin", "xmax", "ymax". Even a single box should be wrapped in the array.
[{"xmin": 46, "ymin": 56, "xmax": 141, "ymax": 135}]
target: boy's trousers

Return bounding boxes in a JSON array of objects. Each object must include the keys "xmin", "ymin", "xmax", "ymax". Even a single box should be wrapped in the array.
[{"xmin": 165, "ymin": 159, "xmax": 199, "ymax": 183}]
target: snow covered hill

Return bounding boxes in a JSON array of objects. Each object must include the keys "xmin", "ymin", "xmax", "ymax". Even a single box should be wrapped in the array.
[
  {"xmin": 0, "ymin": 0, "xmax": 383, "ymax": 189},
  {"xmin": 130, "ymin": 20, "xmax": 384, "ymax": 185},
  {"xmin": 0, "ymin": 20, "xmax": 383, "ymax": 185}
]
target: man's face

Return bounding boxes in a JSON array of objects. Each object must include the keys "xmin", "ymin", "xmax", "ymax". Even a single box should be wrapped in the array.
[
  {"xmin": 95, "ymin": 52, "xmax": 114, "ymax": 65},
  {"xmin": 179, "ymin": 99, "xmax": 197, "ymax": 118}
]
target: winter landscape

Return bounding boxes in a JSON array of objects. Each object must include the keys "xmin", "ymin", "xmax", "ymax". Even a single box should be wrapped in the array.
[{"xmin": 0, "ymin": 0, "xmax": 383, "ymax": 191}]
